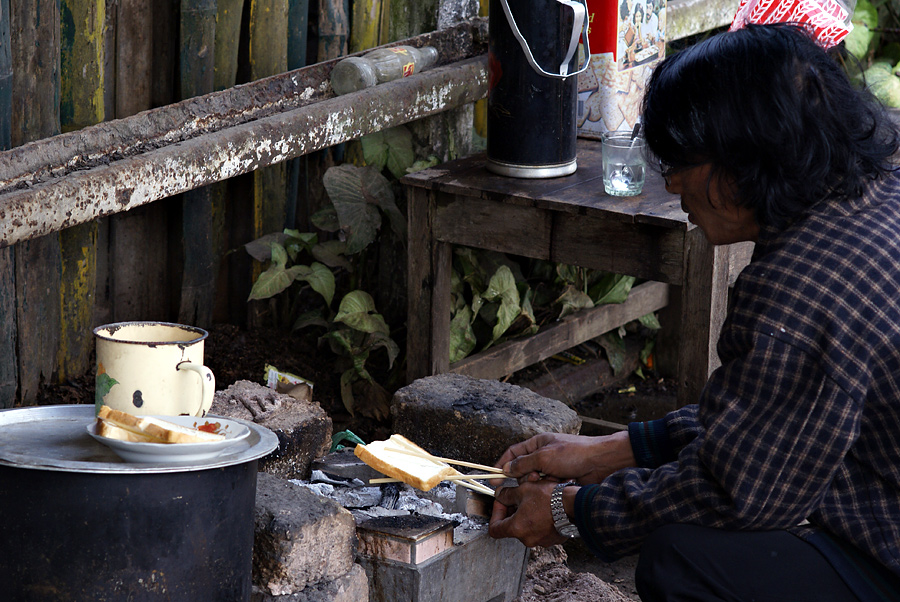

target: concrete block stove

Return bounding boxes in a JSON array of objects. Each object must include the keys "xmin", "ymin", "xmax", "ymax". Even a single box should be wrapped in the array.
[{"xmin": 307, "ymin": 450, "xmax": 529, "ymax": 602}]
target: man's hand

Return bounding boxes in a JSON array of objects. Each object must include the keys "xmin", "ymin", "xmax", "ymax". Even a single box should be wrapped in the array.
[
  {"xmin": 488, "ymin": 480, "xmax": 568, "ymax": 547},
  {"xmin": 496, "ymin": 431, "xmax": 636, "ymax": 485}
]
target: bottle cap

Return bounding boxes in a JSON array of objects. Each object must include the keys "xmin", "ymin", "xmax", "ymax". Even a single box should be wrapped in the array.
[{"xmin": 331, "ymin": 57, "xmax": 378, "ymax": 96}]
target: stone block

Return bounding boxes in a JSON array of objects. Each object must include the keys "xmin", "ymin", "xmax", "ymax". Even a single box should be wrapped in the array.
[
  {"xmin": 254, "ymin": 472, "xmax": 357, "ymax": 596},
  {"xmin": 250, "ymin": 564, "xmax": 368, "ymax": 602},
  {"xmin": 391, "ymin": 373, "xmax": 581, "ymax": 467},
  {"xmin": 212, "ymin": 380, "xmax": 332, "ymax": 479}
]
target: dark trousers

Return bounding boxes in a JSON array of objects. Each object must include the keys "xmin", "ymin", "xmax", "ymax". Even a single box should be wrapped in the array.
[{"xmin": 635, "ymin": 524, "xmax": 859, "ymax": 602}]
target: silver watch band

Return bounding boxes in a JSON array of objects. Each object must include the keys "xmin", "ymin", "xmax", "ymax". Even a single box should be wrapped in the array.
[{"xmin": 550, "ymin": 482, "xmax": 579, "ymax": 538}]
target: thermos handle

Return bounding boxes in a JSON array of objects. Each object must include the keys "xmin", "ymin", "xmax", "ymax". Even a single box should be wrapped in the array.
[{"xmin": 498, "ymin": 0, "xmax": 591, "ymax": 79}]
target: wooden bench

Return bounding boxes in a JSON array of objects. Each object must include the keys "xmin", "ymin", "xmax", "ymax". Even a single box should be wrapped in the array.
[{"xmin": 403, "ymin": 137, "xmax": 753, "ymax": 408}]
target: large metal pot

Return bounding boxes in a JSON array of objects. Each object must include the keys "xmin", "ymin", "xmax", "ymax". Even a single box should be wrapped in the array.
[{"xmin": 0, "ymin": 405, "xmax": 278, "ymax": 601}]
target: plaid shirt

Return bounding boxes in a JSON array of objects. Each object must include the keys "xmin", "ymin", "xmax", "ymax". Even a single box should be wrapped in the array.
[{"xmin": 574, "ymin": 172, "xmax": 900, "ymax": 599}]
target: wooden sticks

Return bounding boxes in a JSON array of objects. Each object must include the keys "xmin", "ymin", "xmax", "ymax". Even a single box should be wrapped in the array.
[
  {"xmin": 383, "ymin": 446, "xmax": 505, "ymax": 474},
  {"xmin": 371, "ymin": 445, "xmax": 510, "ymax": 497}
]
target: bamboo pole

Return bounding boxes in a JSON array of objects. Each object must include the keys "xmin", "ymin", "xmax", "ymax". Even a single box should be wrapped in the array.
[
  {"xmin": 58, "ymin": 0, "xmax": 105, "ymax": 382},
  {"xmin": 214, "ymin": 0, "xmax": 244, "ymax": 92},
  {"xmin": 387, "ymin": 0, "xmax": 437, "ymax": 42},
  {"xmin": 10, "ymin": 0, "xmax": 61, "ymax": 404},
  {"xmin": 0, "ymin": 0, "xmax": 15, "ymax": 407},
  {"xmin": 318, "ymin": 0, "xmax": 348, "ymax": 60},
  {"xmin": 249, "ymin": 0, "xmax": 288, "ymax": 286},
  {"xmin": 179, "ymin": 0, "xmax": 218, "ymax": 327},
  {"xmin": 286, "ymin": 0, "xmax": 309, "ymax": 231},
  {"xmin": 350, "ymin": 0, "xmax": 382, "ymax": 52}
]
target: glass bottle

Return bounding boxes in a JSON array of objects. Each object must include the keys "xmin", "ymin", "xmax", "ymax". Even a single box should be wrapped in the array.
[{"xmin": 330, "ymin": 46, "xmax": 439, "ymax": 96}]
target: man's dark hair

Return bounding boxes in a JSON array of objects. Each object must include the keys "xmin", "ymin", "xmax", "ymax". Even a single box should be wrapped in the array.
[{"xmin": 642, "ymin": 23, "xmax": 900, "ymax": 229}]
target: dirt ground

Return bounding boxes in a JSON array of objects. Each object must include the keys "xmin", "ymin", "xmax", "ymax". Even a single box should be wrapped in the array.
[{"xmin": 41, "ymin": 323, "xmax": 668, "ymax": 601}]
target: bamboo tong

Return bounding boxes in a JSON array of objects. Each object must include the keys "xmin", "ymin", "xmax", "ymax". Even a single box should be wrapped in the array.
[{"xmin": 368, "ymin": 446, "xmax": 511, "ymax": 497}]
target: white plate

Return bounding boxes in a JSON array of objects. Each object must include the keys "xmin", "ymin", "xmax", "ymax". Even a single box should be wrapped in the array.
[{"xmin": 87, "ymin": 415, "xmax": 252, "ymax": 463}]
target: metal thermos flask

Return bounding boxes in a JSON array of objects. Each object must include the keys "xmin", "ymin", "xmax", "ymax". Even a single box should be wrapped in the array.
[{"xmin": 487, "ymin": 0, "xmax": 589, "ymax": 178}]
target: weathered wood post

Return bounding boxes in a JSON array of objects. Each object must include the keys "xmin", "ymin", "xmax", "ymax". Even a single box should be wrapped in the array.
[
  {"xmin": 58, "ymin": 0, "xmax": 105, "ymax": 382},
  {"xmin": 286, "ymin": 0, "xmax": 310, "ymax": 231},
  {"xmin": 0, "ymin": 0, "xmax": 15, "ymax": 407},
  {"xmin": 107, "ymin": 0, "xmax": 173, "ymax": 328},
  {"xmin": 10, "ymin": 0, "xmax": 62, "ymax": 404},
  {"xmin": 179, "ymin": 0, "xmax": 219, "ymax": 327}
]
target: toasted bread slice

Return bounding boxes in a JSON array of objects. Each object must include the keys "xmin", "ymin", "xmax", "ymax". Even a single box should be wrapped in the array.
[
  {"xmin": 96, "ymin": 418, "xmax": 164, "ymax": 443},
  {"xmin": 354, "ymin": 434, "xmax": 461, "ymax": 491},
  {"xmin": 96, "ymin": 405, "xmax": 226, "ymax": 444}
]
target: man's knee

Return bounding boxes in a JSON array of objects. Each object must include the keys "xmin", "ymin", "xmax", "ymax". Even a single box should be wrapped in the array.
[{"xmin": 635, "ymin": 524, "xmax": 706, "ymax": 601}]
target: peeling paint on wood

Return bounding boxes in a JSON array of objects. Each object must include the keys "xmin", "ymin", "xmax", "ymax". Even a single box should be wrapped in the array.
[
  {"xmin": 11, "ymin": 0, "xmax": 62, "ymax": 404},
  {"xmin": 0, "ymin": 0, "xmax": 15, "ymax": 407},
  {"xmin": 351, "ymin": 0, "xmax": 383, "ymax": 52},
  {"xmin": 58, "ymin": 0, "xmax": 105, "ymax": 382},
  {"xmin": 0, "ymin": 56, "xmax": 488, "ymax": 249},
  {"xmin": 0, "ymin": 22, "xmax": 485, "ymax": 195}
]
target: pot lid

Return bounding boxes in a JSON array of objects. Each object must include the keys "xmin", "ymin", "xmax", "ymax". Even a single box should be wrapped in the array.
[{"xmin": 0, "ymin": 405, "xmax": 278, "ymax": 474}]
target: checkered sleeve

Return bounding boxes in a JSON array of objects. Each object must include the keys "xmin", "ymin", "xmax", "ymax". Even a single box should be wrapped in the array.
[
  {"xmin": 573, "ymin": 331, "xmax": 862, "ymax": 560},
  {"xmin": 628, "ymin": 405, "xmax": 701, "ymax": 468}
]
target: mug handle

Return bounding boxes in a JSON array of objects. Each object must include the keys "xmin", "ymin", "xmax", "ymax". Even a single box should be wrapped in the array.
[{"xmin": 177, "ymin": 361, "xmax": 216, "ymax": 417}]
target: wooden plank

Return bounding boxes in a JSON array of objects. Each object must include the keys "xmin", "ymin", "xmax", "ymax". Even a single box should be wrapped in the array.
[
  {"xmin": 10, "ymin": 0, "xmax": 61, "ymax": 404},
  {"xmin": 250, "ymin": 0, "xmax": 289, "ymax": 281},
  {"xmin": 0, "ymin": 0, "xmax": 10, "ymax": 146},
  {"xmin": 551, "ymin": 213, "xmax": 686, "ymax": 285},
  {"xmin": 288, "ymin": 0, "xmax": 310, "ymax": 68},
  {"xmin": 434, "ymin": 197, "xmax": 553, "ymax": 259},
  {"xmin": 58, "ymin": 0, "xmax": 104, "ymax": 381},
  {"xmin": 674, "ymin": 227, "xmax": 730, "ymax": 406},
  {"xmin": 180, "ymin": 0, "xmax": 216, "ymax": 100},
  {"xmin": 109, "ymin": 201, "xmax": 170, "ymax": 322},
  {"xmin": 0, "ymin": 22, "xmax": 485, "ymax": 192},
  {"xmin": 407, "ymin": 187, "xmax": 438, "ymax": 381},
  {"xmin": 449, "ymin": 281, "xmax": 669, "ymax": 380},
  {"xmin": 151, "ymin": 0, "xmax": 179, "ymax": 108},
  {"xmin": 109, "ymin": 0, "xmax": 170, "ymax": 326},
  {"xmin": 10, "ymin": 0, "xmax": 60, "ymax": 149},
  {"xmin": 179, "ymin": 0, "xmax": 218, "ymax": 326},
  {"xmin": 215, "ymin": 0, "xmax": 244, "ymax": 91},
  {"xmin": 728, "ymin": 241, "xmax": 754, "ymax": 285},
  {"xmin": 433, "ymin": 195, "xmax": 685, "ymax": 285},
  {"xmin": 318, "ymin": 0, "xmax": 348, "ymax": 59},
  {"xmin": 114, "ymin": 0, "xmax": 153, "ymax": 117},
  {"xmin": 286, "ymin": 0, "xmax": 310, "ymax": 230},
  {"xmin": 0, "ymin": 0, "xmax": 15, "ymax": 407},
  {"xmin": 0, "ymin": 56, "xmax": 489, "ymax": 248},
  {"xmin": 350, "ymin": 0, "xmax": 382, "ymax": 52}
]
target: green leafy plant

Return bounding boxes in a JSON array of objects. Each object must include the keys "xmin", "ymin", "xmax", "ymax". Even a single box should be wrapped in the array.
[
  {"xmin": 448, "ymin": 248, "xmax": 660, "ymax": 374},
  {"xmin": 245, "ymin": 124, "xmax": 432, "ymax": 418},
  {"xmin": 248, "ymin": 122, "xmax": 660, "ymax": 418},
  {"xmin": 845, "ymin": 0, "xmax": 900, "ymax": 107}
]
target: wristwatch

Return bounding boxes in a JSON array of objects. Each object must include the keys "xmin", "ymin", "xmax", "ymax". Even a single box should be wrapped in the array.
[{"xmin": 550, "ymin": 482, "xmax": 580, "ymax": 538}]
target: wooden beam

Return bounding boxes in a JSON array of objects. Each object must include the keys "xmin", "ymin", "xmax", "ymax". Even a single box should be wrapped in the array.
[
  {"xmin": 0, "ymin": 54, "xmax": 488, "ymax": 249},
  {"xmin": 179, "ymin": 0, "xmax": 218, "ymax": 327},
  {"xmin": 449, "ymin": 281, "xmax": 669, "ymax": 381}
]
